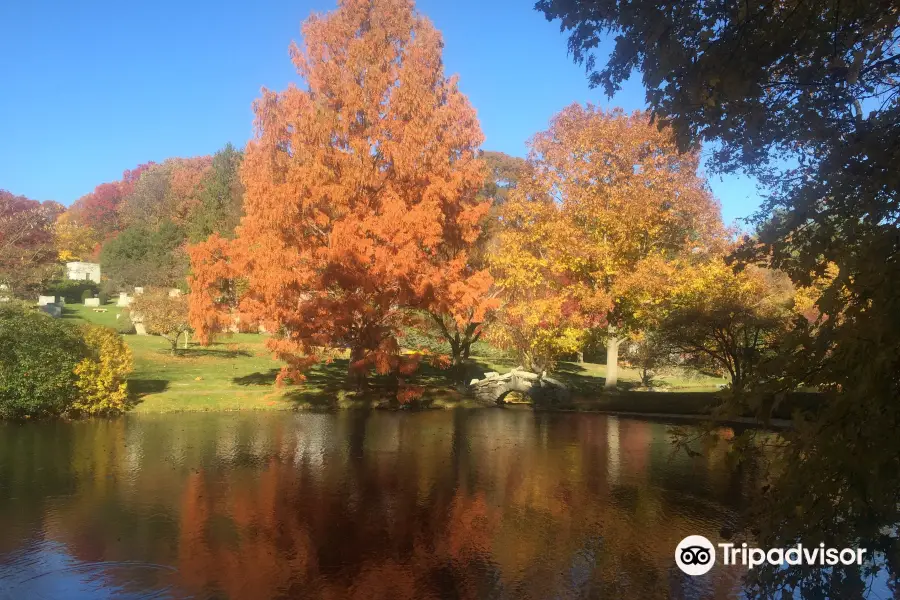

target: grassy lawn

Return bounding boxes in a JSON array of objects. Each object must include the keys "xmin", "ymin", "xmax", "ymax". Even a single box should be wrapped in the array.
[{"xmin": 63, "ymin": 303, "xmax": 728, "ymax": 414}]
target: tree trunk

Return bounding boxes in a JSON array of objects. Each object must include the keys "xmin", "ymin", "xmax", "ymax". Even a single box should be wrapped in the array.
[
  {"xmin": 170, "ymin": 334, "xmax": 179, "ymax": 357},
  {"xmin": 348, "ymin": 345, "xmax": 368, "ymax": 391},
  {"xmin": 604, "ymin": 330, "xmax": 620, "ymax": 390}
]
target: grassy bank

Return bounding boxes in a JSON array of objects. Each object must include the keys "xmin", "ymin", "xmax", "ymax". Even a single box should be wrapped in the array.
[{"xmin": 64, "ymin": 303, "xmax": 731, "ymax": 414}]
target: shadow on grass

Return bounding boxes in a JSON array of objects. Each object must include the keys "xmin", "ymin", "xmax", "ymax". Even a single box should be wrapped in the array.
[
  {"xmin": 233, "ymin": 369, "xmax": 280, "ymax": 386},
  {"xmin": 127, "ymin": 379, "xmax": 169, "ymax": 408},
  {"xmin": 554, "ymin": 362, "xmax": 590, "ymax": 375},
  {"xmin": 178, "ymin": 347, "xmax": 252, "ymax": 359}
]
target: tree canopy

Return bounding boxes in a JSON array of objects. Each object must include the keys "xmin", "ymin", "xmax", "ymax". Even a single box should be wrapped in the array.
[{"xmin": 189, "ymin": 0, "xmax": 490, "ymax": 394}]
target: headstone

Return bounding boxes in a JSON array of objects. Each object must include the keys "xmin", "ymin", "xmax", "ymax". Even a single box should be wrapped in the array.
[
  {"xmin": 168, "ymin": 288, "xmax": 182, "ymax": 298},
  {"xmin": 134, "ymin": 287, "xmax": 144, "ymax": 295},
  {"xmin": 39, "ymin": 304, "xmax": 62, "ymax": 318},
  {"xmin": 38, "ymin": 295, "xmax": 57, "ymax": 306},
  {"xmin": 117, "ymin": 293, "xmax": 132, "ymax": 307},
  {"xmin": 84, "ymin": 297, "xmax": 100, "ymax": 307}
]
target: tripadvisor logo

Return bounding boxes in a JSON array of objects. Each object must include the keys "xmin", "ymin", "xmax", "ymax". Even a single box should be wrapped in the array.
[
  {"xmin": 675, "ymin": 535, "xmax": 868, "ymax": 576},
  {"xmin": 676, "ymin": 535, "xmax": 716, "ymax": 575}
]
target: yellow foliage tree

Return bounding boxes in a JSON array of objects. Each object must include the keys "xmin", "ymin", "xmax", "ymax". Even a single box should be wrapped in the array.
[
  {"xmin": 491, "ymin": 106, "xmax": 724, "ymax": 381},
  {"xmin": 55, "ymin": 211, "xmax": 100, "ymax": 262},
  {"xmin": 657, "ymin": 259, "xmax": 794, "ymax": 391},
  {"xmin": 72, "ymin": 325, "xmax": 134, "ymax": 415},
  {"xmin": 488, "ymin": 189, "xmax": 599, "ymax": 373}
]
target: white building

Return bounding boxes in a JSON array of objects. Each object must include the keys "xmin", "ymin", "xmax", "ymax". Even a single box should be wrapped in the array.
[{"xmin": 66, "ymin": 262, "xmax": 101, "ymax": 284}]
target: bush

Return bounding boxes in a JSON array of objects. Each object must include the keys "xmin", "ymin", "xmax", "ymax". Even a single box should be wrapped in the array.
[
  {"xmin": 116, "ymin": 310, "xmax": 136, "ymax": 334},
  {"xmin": 71, "ymin": 325, "xmax": 133, "ymax": 415},
  {"xmin": 0, "ymin": 305, "xmax": 87, "ymax": 418},
  {"xmin": 43, "ymin": 280, "xmax": 99, "ymax": 304},
  {"xmin": 80, "ymin": 289, "xmax": 94, "ymax": 303}
]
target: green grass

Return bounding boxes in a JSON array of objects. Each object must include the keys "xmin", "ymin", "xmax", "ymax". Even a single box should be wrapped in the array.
[{"xmin": 63, "ymin": 303, "xmax": 728, "ymax": 414}]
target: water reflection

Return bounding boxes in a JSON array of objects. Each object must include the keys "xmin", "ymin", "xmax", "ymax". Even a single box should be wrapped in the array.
[{"xmin": 0, "ymin": 411, "xmax": 751, "ymax": 599}]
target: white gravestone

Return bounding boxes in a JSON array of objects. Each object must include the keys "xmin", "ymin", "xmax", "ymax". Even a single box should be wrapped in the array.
[
  {"xmin": 84, "ymin": 297, "xmax": 100, "ymax": 307},
  {"xmin": 117, "ymin": 293, "xmax": 132, "ymax": 307},
  {"xmin": 38, "ymin": 296, "xmax": 57, "ymax": 306}
]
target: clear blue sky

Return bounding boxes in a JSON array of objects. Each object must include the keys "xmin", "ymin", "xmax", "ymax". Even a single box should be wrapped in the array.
[{"xmin": 0, "ymin": 0, "xmax": 760, "ymax": 225}]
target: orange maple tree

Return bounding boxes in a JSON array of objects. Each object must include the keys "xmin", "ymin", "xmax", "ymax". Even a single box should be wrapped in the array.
[{"xmin": 189, "ymin": 0, "xmax": 490, "ymax": 393}]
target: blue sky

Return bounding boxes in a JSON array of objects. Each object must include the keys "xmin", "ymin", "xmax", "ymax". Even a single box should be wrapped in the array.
[{"xmin": 0, "ymin": 0, "xmax": 760, "ymax": 225}]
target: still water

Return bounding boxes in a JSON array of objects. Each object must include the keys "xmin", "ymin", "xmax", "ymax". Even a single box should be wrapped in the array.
[{"xmin": 0, "ymin": 410, "xmax": 754, "ymax": 599}]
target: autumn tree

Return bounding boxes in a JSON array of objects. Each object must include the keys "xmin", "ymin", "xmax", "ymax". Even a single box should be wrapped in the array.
[
  {"xmin": 118, "ymin": 163, "xmax": 174, "ymax": 229},
  {"xmin": 189, "ymin": 0, "xmax": 489, "ymax": 393},
  {"xmin": 657, "ymin": 260, "xmax": 794, "ymax": 391},
  {"xmin": 68, "ymin": 162, "xmax": 154, "ymax": 237},
  {"xmin": 492, "ymin": 106, "xmax": 723, "ymax": 384},
  {"xmin": 0, "ymin": 191, "xmax": 62, "ymax": 297},
  {"xmin": 419, "ymin": 152, "xmax": 526, "ymax": 368},
  {"xmin": 55, "ymin": 211, "xmax": 100, "ymax": 262},
  {"xmin": 539, "ymin": 1, "xmax": 900, "ymax": 592},
  {"xmin": 130, "ymin": 290, "xmax": 191, "ymax": 356},
  {"xmin": 488, "ymin": 190, "xmax": 593, "ymax": 374}
]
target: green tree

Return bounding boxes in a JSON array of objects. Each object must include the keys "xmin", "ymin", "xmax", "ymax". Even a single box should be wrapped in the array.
[
  {"xmin": 99, "ymin": 221, "xmax": 188, "ymax": 289},
  {"xmin": 478, "ymin": 151, "xmax": 527, "ymax": 205},
  {"xmin": 188, "ymin": 144, "xmax": 244, "ymax": 242}
]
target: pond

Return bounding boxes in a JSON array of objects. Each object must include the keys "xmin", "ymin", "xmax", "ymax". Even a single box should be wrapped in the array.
[{"xmin": 0, "ymin": 410, "xmax": 756, "ymax": 599}]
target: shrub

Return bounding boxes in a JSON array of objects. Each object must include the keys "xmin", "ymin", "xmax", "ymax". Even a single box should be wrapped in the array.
[
  {"xmin": 71, "ymin": 325, "xmax": 133, "ymax": 415},
  {"xmin": 0, "ymin": 305, "xmax": 87, "ymax": 418},
  {"xmin": 43, "ymin": 280, "xmax": 99, "ymax": 304},
  {"xmin": 116, "ymin": 310, "xmax": 136, "ymax": 334},
  {"xmin": 80, "ymin": 289, "xmax": 94, "ymax": 303},
  {"xmin": 129, "ymin": 290, "xmax": 190, "ymax": 355}
]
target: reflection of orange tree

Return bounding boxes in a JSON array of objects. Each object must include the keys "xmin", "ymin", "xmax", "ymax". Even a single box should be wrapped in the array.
[{"xmin": 18, "ymin": 412, "xmax": 753, "ymax": 599}]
